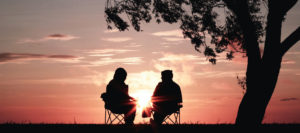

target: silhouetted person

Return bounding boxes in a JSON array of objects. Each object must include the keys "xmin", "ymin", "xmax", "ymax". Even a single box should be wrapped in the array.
[
  {"xmin": 101, "ymin": 68, "xmax": 136, "ymax": 124},
  {"xmin": 150, "ymin": 70, "xmax": 182, "ymax": 125}
]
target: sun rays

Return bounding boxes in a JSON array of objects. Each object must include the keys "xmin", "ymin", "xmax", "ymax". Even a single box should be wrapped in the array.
[{"xmin": 131, "ymin": 90, "xmax": 152, "ymax": 113}]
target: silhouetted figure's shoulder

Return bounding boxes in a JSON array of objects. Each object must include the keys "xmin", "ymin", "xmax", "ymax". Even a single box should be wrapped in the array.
[
  {"xmin": 162, "ymin": 81, "xmax": 181, "ymax": 89},
  {"xmin": 107, "ymin": 79, "xmax": 128, "ymax": 91},
  {"xmin": 106, "ymin": 79, "xmax": 129, "ymax": 101},
  {"xmin": 156, "ymin": 82, "xmax": 163, "ymax": 87},
  {"xmin": 107, "ymin": 79, "xmax": 122, "ymax": 86},
  {"xmin": 171, "ymin": 81, "xmax": 180, "ymax": 88},
  {"xmin": 106, "ymin": 79, "xmax": 114, "ymax": 88}
]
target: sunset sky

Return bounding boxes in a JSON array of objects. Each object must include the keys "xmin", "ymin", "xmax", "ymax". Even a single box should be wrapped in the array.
[{"xmin": 0, "ymin": 0, "xmax": 299, "ymax": 124}]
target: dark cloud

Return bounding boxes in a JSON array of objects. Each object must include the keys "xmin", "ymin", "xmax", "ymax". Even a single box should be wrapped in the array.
[
  {"xmin": 48, "ymin": 55, "xmax": 77, "ymax": 58},
  {"xmin": 48, "ymin": 34, "xmax": 67, "ymax": 38},
  {"xmin": 45, "ymin": 34, "xmax": 78, "ymax": 41},
  {"xmin": 18, "ymin": 34, "xmax": 79, "ymax": 43},
  {"xmin": 0, "ymin": 53, "xmax": 79, "ymax": 63},
  {"xmin": 280, "ymin": 98, "xmax": 298, "ymax": 102}
]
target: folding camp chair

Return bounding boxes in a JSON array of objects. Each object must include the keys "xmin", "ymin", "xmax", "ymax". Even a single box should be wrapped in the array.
[
  {"xmin": 104, "ymin": 108, "xmax": 125, "ymax": 124},
  {"xmin": 101, "ymin": 92, "xmax": 125, "ymax": 124},
  {"xmin": 162, "ymin": 109, "xmax": 181, "ymax": 124},
  {"xmin": 150, "ymin": 104, "xmax": 182, "ymax": 124}
]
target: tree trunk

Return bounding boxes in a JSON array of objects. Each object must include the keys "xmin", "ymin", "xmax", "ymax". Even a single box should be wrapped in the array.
[
  {"xmin": 223, "ymin": 0, "xmax": 298, "ymax": 125},
  {"xmin": 230, "ymin": 0, "xmax": 263, "ymax": 125},
  {"xmin": 236, "ymin": 58, "xmax": 282, "ymax": 125},
  {"xmin": 235, "ymin": 0, "xmax": 285, "ymax": 125}
]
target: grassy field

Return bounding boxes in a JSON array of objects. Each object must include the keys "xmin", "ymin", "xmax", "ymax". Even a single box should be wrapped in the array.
[{"xmin": 1, "ymin": 124, "xmax": 300, "ymax": 132}]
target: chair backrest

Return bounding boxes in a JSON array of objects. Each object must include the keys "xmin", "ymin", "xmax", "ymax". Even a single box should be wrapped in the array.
[
  {"xmin": 101, "ymin": 92, "xmax": 111, "ymax": 103},
  {"xmin": 101, "ymin": 92, "xmax": 125, "ymax": 124},
  {"xmin": 101, "ymin": 92, "xmax": 112, "ymax": 109}
]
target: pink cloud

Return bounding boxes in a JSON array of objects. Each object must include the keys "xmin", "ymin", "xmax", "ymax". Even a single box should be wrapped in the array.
[
  {"xmin": 91, "ymin": 57, "xmax": 143, "ymax": 66},
  {"xmin": 86, "ymin": 48, "xmax": 136, "ymax": 57},
  {"xmin": 282, "ymin": 59, "xmax": 296, "ymax": 64},
  {"xmin": 152, "ymin": 29, "xmax": 183, "ymax": 37},
  {"xmin": 103, "ymin": 29, "xmax": 119, "ymax": 33},
  {"xmin": 101, "ymin": 37, "xmax": 132, "ymax": 42}
]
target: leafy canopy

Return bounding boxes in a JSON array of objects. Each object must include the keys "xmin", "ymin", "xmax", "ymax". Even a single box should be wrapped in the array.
[{"xmin": 105, "ymin": 0, "xmax": 265, "ymax": 64}]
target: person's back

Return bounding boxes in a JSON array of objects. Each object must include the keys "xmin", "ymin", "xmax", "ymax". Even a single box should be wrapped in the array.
[
  {"xmin": 103, "ymin": 67, "xmax": 136, "ymax": 124},
  {"xmin": 151, "ymin": 70, "xmax": 182, "ymax": 125},
  {"xmin": 152, "ymin": 81, "xmax": 182, "ymax": 112},
  {"xmin": 106, "ymin": 79, "xmax": 130, "ymax": 104}
]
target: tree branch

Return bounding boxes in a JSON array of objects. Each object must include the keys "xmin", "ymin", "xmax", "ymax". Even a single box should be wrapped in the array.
[
  {"xmin": 223, "ymin": 0, "xmax": 241, "ymax": 13},
  {"xmin": 223, "ymin": 0, "xmax": 261, "ymax": 61},
  {"xmin": 269, "ymin": 0, "xmax": 298, "ymax": 17},
  {"xmin": 281, "ymin": 27, "xmax": 300, "ymax": 56}
]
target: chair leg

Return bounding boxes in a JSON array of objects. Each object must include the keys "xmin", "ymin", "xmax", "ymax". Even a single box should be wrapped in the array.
[
  {"xmin": 108, "ymin": 110, "xmax": 113, "ymax": 124},
  {"xmin": 116, "ymin": 115, "xmax": 124, "ymax": 124},
  {"xmin": 175, "ymin": 112, "xmax": 179, "ymax": 124},
  {"xmin": 111, "ymin": 113, "xmax": 118, "ymax": 124},
  {"xmin": 162, "ymin": 111, "xmax": 180, "ymax": 124},
  {"xmin": 104, "ymin": 109, "xmax": 125, "ymax": 124},
  {"xmin": 105, "ymin": 109, "xmax": 107, "ymax": 124},
  {"xmin": 168, "ymin": 115, "xmax": 176, "ymax": 124},
  {"xmin": 179, "ymin": 111, "xmax": 180, "ymax": 124},
  {"xmin": 111, "ymin": 114, "xmax": 124, "ymax": 124},
  {"xmin": 174, "ymin": 113, "xmax": 176, "ymax": 124}
]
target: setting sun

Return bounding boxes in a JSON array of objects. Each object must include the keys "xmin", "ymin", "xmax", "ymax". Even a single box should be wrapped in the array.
[{"xmin": 131, "ymin": 90, "xmax": 153, "ymax": 112}]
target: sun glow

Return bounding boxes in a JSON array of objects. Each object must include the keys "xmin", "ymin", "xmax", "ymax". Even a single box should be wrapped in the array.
[{"xmin": 131, "ymin": 90, "xmax": 152, "ymax": 112}]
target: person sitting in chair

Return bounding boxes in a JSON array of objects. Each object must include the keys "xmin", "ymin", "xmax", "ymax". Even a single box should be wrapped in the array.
[
  {"xmin": 150, "ymin": 70, "xmax": 183, "ymax": 125},
  {"xmin": 101, "ymin": 67, "xmax": 136, "ymax": 124}
]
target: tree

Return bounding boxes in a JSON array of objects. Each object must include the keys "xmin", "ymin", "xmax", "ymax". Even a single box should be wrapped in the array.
[{"xmin": 104, "ymin": 0, "xmax": 300, "ymax": 125}]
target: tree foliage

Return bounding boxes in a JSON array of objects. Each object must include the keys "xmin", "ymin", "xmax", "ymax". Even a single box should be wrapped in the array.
[{"xmin": 105, "ymin": 0, "xmax": 265, "ymax": 64}]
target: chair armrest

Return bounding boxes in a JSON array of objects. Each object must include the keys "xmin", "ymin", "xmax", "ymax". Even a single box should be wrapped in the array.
[
  {"xmin": 178, "ymin": 103, "xmax": 183, "ymax": 108},
  {"xmin": 101, "ymin": 93, "xmax": 108, "ymax": 101}
]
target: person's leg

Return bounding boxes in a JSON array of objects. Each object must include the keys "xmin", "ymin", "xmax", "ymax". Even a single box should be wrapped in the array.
[
  {"xmin": 124, "ymin": 104, "xmax": 136, "ymax": 124},
  {"xmin": 153, "ymin": 112, "xmax": 166, "ymax": 124}
]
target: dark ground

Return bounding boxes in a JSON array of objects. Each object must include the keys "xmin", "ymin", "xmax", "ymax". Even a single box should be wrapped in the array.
[{"xmin": 1, "ymin": 124, "xmax": 300, "ymax": 132}]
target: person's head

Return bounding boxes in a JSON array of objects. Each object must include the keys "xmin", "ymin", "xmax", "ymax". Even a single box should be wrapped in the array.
[
  {"xmin": 113, "ymin": 67, "xmax": 127, "ymax": 82},
  {"xmin": 161, "ymin": 70, "xmax": 173, "ymax": 82}
]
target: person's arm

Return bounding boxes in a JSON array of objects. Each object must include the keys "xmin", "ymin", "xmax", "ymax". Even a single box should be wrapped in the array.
[
  {"xmin": 106, "ymin": 82, "xmax": 112, "ymax": 96},
  {"xmin": 176, "ymin": 85, "xmax": 183, "ymax": 103},
  {"xmin": 124, "ymin": 84, "xmax": 135, "ymax": 101},
  {"xmin": 151, "ymin": 83, "xmax": 161, "ymax": 103},
  {"xmin": 106, "ymin": 83, "xmax": 110, "ymax": 94},
  {"xmin": 104, "ymin": 82, "xmax": 112, "ymax": 102}
]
